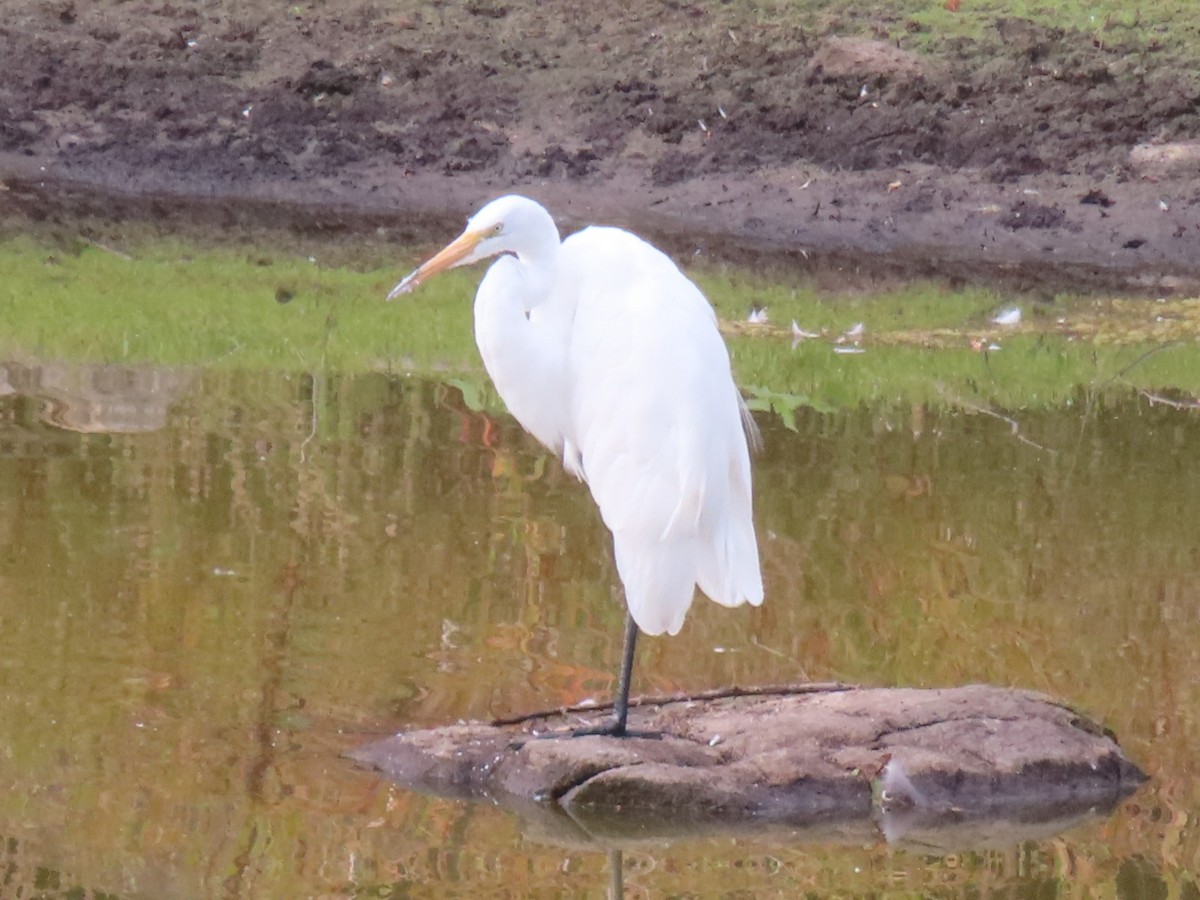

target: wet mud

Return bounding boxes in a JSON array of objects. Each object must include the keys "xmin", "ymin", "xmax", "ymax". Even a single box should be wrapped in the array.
[{"xmin": 1, "ymin": 1, "xmax": 1199, "ymax": 291}]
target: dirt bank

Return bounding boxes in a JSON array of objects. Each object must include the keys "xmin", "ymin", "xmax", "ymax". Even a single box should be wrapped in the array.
[{"xmin": 1, "ymin": 1, "xmax": 1198, "ymax": 293}]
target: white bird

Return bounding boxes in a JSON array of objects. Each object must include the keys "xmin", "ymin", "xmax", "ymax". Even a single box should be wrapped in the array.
[
  {"xmin": 991, "ymin": 306, "xmax": 1022, "ymax": 327},
  {"xmin": 388, "ymin": 195, "xmax": 763, "ymax": 736}
]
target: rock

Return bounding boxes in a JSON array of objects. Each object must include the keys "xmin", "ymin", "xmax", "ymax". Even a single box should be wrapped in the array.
[
  {"xmin": 1130, "ymin": 142, "xmax": 1200, "ymax": 179},
  {"xmin": 348, "ymin": 684, "xmax": 1145, "ymax": 844}
]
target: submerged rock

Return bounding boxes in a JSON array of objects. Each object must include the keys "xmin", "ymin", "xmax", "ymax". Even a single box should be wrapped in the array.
[{"xmin": 348, "ymin": 683, "xmax": 1145, "ymax": 844}]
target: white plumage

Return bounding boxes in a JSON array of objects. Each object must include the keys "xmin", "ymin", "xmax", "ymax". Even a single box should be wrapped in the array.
[{"xmin": 389, "ymin": 195, "xmax": 762, "ymax": 734}]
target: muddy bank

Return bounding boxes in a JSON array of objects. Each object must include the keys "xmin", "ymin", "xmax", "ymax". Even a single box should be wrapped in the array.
[{"xmin": 1, "ymin": 1, "xmax": 1199, "ymax": 291}]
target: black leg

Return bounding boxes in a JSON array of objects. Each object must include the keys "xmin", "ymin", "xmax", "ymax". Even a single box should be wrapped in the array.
[
  {"xmin": 509, "ymin": 611, "xmax": 662, "ymax": 744},
  {"xmin": 610, "ymin": 612, "xmax": 639, "ymax": 735}
]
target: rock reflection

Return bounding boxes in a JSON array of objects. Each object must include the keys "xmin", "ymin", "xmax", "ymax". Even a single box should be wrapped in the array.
[
  {"xmin": 0, "ymin": 359, "xmax": 192, "ymax": 434},
  {"xmin": 513, "ymin": 793, "xmax": 1135, "ymax": 900},
  {"xmin": 431, "ymin": 768, "xmax": 1137, "ymax": 857}
]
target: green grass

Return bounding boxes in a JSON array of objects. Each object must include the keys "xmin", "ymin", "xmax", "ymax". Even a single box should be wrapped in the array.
[
  {"xmin": 0, "ymin": 234, "xmax": 479, "ymax": 373},
  {"xmin": 906, "ymin": 1, "xmax": 1193, "ymax": 53},
  {"xmin": 207, "ymin": 0, "xmax": 1200, "ymax": 57},
  {"xmin": 733, "ymin": 0, "xmax": 1200, "ymax": 56},
  {"xmin": 3, "ymin": 232, "xmax": 1199, "ymax": 420},
  {"xmin": 695, "ymin": 265, "xmax": 1008, "ymax": 333}
]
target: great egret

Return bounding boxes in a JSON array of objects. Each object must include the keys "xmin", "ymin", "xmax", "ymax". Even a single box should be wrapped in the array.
[{"xmin": 388, "ymin": 195, "xmax": 763, "ymax": 736}]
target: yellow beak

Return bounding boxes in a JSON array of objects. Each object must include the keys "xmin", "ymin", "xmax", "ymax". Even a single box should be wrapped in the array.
[{"xmin": 386, "ymin": 228, "xmax": 485, "ymax": 299}]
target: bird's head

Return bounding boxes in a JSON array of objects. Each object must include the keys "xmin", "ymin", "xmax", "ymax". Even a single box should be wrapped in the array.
[{"xmin": 387, "ymin": 195, "xmax": 559, "ymax": 299}]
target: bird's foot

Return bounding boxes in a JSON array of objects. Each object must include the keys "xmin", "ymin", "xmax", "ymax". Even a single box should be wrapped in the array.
[
  {"xmin": 568, "ymin": 721, "xmax": 663, "ymax": 740},
  {"xmin": 508, "ymin": 720, "xmax": 664, "ymax": 750}
]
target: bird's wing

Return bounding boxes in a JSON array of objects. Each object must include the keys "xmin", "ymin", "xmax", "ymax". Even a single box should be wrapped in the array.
[{"xmin": 563, "ymin": 228, "xmax": 761, "ymax": 636}]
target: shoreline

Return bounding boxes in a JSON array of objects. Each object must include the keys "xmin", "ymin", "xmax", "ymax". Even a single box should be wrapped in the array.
[{"xmin": 4, "ymin": 158, "xmax": 1198, "ymax": 297}]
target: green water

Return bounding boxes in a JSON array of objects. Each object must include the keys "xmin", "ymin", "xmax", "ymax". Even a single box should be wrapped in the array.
[{"xmin": 0, "ymin": 357, "xmax": 1196, "ymax": 897}]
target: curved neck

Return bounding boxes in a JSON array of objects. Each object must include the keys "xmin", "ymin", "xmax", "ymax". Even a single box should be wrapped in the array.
[
  {"xmin": 510, "ymin": 238, "xmax": 559, "ymax": 313},
  {"xmin": 474, "ymin": 247, "xmax": 572, "ymax": 453}
]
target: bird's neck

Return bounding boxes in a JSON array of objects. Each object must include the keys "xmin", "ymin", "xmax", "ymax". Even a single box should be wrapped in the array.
[{"xmin": 510, "ymin": 243, "xmax": 559, "ymax": 313}]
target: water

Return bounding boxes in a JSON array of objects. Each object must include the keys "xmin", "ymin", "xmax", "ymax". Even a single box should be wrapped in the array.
[{"xmin": 0, "ymin": 359, "xmax": 1196, "ymax": 897}]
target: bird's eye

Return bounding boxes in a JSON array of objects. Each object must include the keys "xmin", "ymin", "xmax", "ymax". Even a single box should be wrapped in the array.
[{"xmin": 489, "ymin": 224, "xmax": 504, "ymax": 238}]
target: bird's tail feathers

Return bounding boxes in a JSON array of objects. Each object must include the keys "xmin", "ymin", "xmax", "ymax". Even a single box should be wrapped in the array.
[
  {"xmin": 696, "ymin": 510, "xmax": 763, "ymax": 610},
  {"xmin": 613, "ymin": 535, "xmax": 698, "ymax": 637},
  {"xmin": 613, "ymin": 510, "xmax": 763, "ymax": 638}
]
